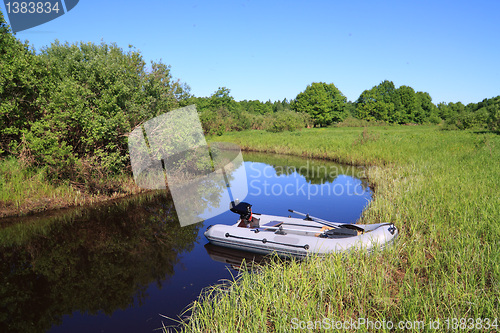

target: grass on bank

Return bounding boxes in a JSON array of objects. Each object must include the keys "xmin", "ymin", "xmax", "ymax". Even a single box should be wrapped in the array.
[
  {"xmin": 0, "ymin": 157, "xmax": 142, "ymax": 218},
  {"xmin": 175, "ymin": 125, "xmax": 499, "ymax": 332}
]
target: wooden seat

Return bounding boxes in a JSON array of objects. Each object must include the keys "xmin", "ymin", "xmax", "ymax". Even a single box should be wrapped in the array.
[{"xmin": 262, "ymin": 220, "xmax": 283, "ymax": 228}]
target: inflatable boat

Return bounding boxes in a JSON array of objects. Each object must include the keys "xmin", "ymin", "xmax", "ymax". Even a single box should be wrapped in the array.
[{"xmin": 204, "ymin": 201, "xmax": 398, "ymax": 257}]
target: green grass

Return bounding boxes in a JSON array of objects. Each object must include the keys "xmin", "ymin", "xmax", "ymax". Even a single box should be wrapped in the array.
[
  {"xmin": 0, "ymin": 157, "xmax": 142, "ymax": 217},
  {"xmin": 0, "ymin": 157, "xmax": 77, "ymax": 214},
  {"xmin": 176, "ymin": 126, "xmax": 499, "ymax": 332}
]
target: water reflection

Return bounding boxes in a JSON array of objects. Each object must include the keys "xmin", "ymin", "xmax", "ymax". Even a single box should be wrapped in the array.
[
  {"xmin": 204, "ymin": 243, "xmax": 269, "ymax": 271},
  {"xmin": 0, "ymin": 192, "xmax": 199, "ymax": 333},
  {"xmin": 244, "ymin": 152, "xmax": 369, "ymax": 186}
]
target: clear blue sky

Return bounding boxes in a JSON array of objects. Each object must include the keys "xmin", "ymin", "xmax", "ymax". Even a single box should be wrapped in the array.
[{"xmin": 2, "ymin": 0, "xmax": 499, "ymax": 104}]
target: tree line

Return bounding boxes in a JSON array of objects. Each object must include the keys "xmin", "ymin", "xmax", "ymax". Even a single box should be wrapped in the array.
[
  {"xmin": 1, "ymin": 10, "xmax": 498, "ymax": 189},
  {"xmin": 353, "ymin": 80, "xmax": 499, "ymax": 131},
  {"xmin": 185, "ymin": 87, "xmax": 312, "ymax": 135},
  {"xmin": 190, "ymin": 80, "xmax": 498, "ymax": 133}
]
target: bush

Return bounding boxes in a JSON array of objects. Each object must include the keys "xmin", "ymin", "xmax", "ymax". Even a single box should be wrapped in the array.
[
  {"xmin": 0, "ymin": 12, "xmax": 46, "ymax": 156},
  {"xmin": 335, "ymin": 116, "xmax": 387, "ymax": 127},
  {"xmin": 425, "ymin": 113, "xmax": 442, "ymax": 124},
  {"xmin": 3, "ymin": 37, "xmax": 191, "ymax": 185},
  {"xmin": 266, "ymin": 111, "xmax": 312, "ymax": 133},
  {"xmin": 351, "ymin": 128, "xmax": 380, "ymax": 146},
  {"xmin": 199, "ymin": 108, "xmax": 231, "ymax": 136},
  {"xmin": 488, "ymin": 107, "xmax": 500, "ymax": 132},
  {"xmin": 443, "ymin": 109, "xmax": 489, "ymax": 130},
  {"xmin": 198, "ymin": 108, "xmax": 312, "ymax": 134}
]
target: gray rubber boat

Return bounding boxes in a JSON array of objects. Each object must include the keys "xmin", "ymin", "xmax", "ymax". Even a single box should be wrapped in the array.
[{"xmin": 204, "ymin": 202, "xmax": 398, "ymax": 257}]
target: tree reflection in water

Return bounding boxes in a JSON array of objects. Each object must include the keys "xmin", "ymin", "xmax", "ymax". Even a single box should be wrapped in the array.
[{"xmin": 0, "ymin": 192, "xmax": 200, "ymax": 333}]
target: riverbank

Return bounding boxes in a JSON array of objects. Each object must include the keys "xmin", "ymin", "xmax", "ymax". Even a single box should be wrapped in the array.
[
  {"xmin": 177, "ymin": 125, "xmax": 500, "ymax": 332},
  {"xmin": 0, "ymin": 157, "xmax": 144, "ymax": 218}
]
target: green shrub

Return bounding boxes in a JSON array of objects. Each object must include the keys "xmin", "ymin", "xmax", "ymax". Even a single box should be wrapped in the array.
[
  {"xmin": 335, "ymin": 116, "xmax": 388, "ymax": 127},
  {"xmin": 266, "ymin": 111, "xmax": 312, "ymax": 133},
  {"xmin": 489, "ymin": 106, "xmax": 500, "ymax": 132},
  {"xmin": 443, "ymin": 109, "xmax": 490, "ymax": 130},
  {"xmin": 5, "ymin": 39, "xmax": 190, "ymax": 184}
]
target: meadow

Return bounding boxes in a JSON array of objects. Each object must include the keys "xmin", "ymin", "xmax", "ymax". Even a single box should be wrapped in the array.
[
  {"xmin": 176, "ymin": 125, "xmax": 499, "ymax": 332},
  {"xmin": 0, "ymin": 157, "xmax": 142, "ymax": 218}
]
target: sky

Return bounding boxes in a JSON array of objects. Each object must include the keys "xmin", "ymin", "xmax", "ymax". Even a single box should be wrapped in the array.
[{"xmin": 2, "ymin": 0, "xmax": 499, "ymax": 104}]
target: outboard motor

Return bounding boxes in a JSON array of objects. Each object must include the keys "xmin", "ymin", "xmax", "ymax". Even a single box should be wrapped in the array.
[{"xmin": 230, "ymin": 201, "xmax": 259, "ymax": 227}]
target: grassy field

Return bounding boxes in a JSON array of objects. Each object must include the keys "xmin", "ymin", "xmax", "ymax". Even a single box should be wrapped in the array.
[
  {"xmin": 0, "ymin": 157, "xmax": 143, "ymax": 218},
  {"xmin": 177, "ymin": 126, "xmax": 499, "ymax": 332}
]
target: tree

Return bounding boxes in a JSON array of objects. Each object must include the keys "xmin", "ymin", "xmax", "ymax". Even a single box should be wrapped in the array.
[
  {"xmin": 416, "ymin": 91, "xmax": 439, "ymax": 123},
  {"xmin": 292, "ymin": 82, "xmax": 347, "ymax": 126},
  {"xmin": 209, "ymin": 87, "xmax": 235, "ymax": 111},
  {"xmin": 264, "ymin": 100, "xmax": 274, "ymax": 114},
  {"xmin": 355, "ymin": 80, "xmax": 396, "ymax": 122},
  {"xmin": 274, "ymin": 100, "xmax": 284, "ymax": 112},
  {"xmin": 356, "ymin": 99, "xmax": 393, "ymax": 122},
  {"xmin": 355, "ymin": 89, "xmax": 390, "ymax": 122},
  {"xmin": 142, "ymin": 61, "xmax": 192, "ymax": 119},
  {"xmin": 355, "ymin": 81, "xmax": 439, "ymax": 124},
  {"xmin": 0, "ymin": 11, "xmax": 46, "ymax": 155},
  {"xmin": 487, "ymin": 97, "xmax": 500, "ymax": 132},
  {"xmin": 437, "ymin": 102, "xmax": 452, "ymax": 120},
  {"xmin": 443, "ymin": 96, "xmax": 500, "ymax": 131},
  {"xmin": 394, "ymin": 85, "xmax": 420, "ymax": 123}
]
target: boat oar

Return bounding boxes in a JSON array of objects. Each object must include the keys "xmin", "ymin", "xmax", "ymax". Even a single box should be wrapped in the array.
[
  {"xmin": 251, "ymin": 225, "xmax": 359, "ymax": 238},
  {"xmin": 252, "ymin": 225, "xmax": 321, "ymax": 235},
  {"xmin": 288, "ymin": 209, "xmax": 365, "ymax": 232}
]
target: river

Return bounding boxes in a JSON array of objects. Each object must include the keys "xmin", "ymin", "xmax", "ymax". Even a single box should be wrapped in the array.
[{"xmin": 0, "ymin": 152, "xmax": 372, "ymax": 332}]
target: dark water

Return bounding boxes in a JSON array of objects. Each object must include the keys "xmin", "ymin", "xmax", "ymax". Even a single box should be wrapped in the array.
[{"xmin": 0, "ymin": 152, "xmax": 372, "ymax": 333}]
